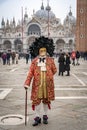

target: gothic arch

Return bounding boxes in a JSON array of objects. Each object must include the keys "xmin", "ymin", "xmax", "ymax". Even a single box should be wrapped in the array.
[
  {"xmin": 56, "ymin": 39, "xmax": 65, "ymax": 53},
  {"xmin": 68, "ymin": 39, "xmax": 73, "ymax": 52},
  {"xmin": 69, "ymin": 39, "xmax": 73, "ymax": 45},
  {"xmin": 14, "ymin": 39, "xmax": 23, "ymax": 52},
  {"xmin": 3, "ymin": 40, "xmax": 12, "ymax": 50},
  {"xmin": 28, "ymin": 24, "xmax": 41, "ymax": 35}
]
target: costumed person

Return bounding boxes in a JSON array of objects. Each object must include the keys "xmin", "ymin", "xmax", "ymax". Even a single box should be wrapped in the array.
[{"xmin": 24, "ymin": 36, "xmax": 57, "ymax": 126}]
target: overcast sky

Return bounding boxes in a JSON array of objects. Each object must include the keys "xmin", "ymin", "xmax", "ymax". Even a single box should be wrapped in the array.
[{"xmin": 0, "ymin": 0, "xmax": 76, "ymax": 26}]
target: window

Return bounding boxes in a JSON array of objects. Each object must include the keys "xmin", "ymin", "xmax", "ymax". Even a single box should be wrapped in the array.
[
  {"xmin": 80, "ymin": 21, "xmax": 83, "ymax": 26},
  {"xmin": 28, "ymin": 24, "xmax": 41, "ymax": 35},
  {"xmin": 19, "ymin": 33, "xmax": 21, "ymax": 36},
  {"xmin": 80, "ymin": 34, "xmax": 83, "ymax": 38},
  {"xmin": 80, "ymin": 8, "xmax": 83, "ymax": 13}
]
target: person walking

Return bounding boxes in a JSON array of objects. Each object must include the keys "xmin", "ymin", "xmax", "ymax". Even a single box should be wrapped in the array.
[
  {"xmin": 76, "ymin": 51, "xmax": 80, "ymax": 65},
  {"xmin": 2, "ymin": 52, "xmax": 7, "ymax": 65},
  {"xmin": 58, "ymin": 53, "xmax": 65, "ymax": 76},
  {"xmin": 25, "ymin": 52, "xmax": 29, "ymax": 64},
  {"xmin": 6, "ymin": 51, "xmax": 11, "ymax": 65},
  {"xmin": 71, "ymin": 51, "xmax": 76, "ymax": 66},
  {"xmin": 15, "ymin": 52, "xmax": 19, "ymax": 64},
  {"xmin": 24, "ymin": 36, "xmax": 57, "ymax": 126},
  {"xmin": 83, "ymin": 51, "xmax": 87, "ymax": 60},
  {"xmin": 0, "ymin": 52, "xmax": 2, "ymax": 63},
  {"xmin": 65, "ymin": 53, "xmax": 71, "ymax": 76},
  {"xmin": 11, "ymin": 52, "xmax": 16, "ymax": 64}
]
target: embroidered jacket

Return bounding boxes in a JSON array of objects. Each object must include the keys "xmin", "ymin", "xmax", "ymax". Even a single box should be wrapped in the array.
[{"xmin": 24, "ymin": 56, "xmax": 57, "ymax": 101}]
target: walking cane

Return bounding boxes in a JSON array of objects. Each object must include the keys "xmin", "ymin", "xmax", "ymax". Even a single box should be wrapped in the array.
[{"xmin": 25, "ymin": 89, "xmax": 28, "ymax": 126}]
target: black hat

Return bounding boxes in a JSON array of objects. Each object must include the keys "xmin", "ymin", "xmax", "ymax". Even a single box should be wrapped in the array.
[{"xmin": 29, "ymin": 36, "xmax": 55, "ymax": 58}]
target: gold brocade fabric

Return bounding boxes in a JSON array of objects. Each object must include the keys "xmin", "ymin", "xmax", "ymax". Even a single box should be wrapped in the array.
[{"xmin": 38, "ymin": 71, "xmax": 47, "ymax": 99}]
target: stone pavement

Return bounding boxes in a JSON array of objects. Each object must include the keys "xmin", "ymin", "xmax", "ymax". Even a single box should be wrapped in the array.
[{"xmin": 0, "ymin": 58, "xmax": 87, "ymax": 130}]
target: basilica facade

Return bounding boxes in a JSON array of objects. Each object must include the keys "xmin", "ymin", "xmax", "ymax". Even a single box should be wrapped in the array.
[{"xmin": 0, "ymin": 2, "xmax": 76, "ymax": 54}]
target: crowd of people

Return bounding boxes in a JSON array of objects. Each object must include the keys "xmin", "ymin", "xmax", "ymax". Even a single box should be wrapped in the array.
[
  {"xmin": 0, "ymin": 50, "xmax": 87, "ymax": 72},
  {"xmin": 0, "ymin": 51, "xmax": 32, "ymax": 65},
  {"xmin": 0, "ymin": 51, "xmax": 20, "ymax": 65}
]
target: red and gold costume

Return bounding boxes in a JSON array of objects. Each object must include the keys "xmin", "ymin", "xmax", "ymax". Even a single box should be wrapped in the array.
[
  {"xmin": 24, "ymin": 36, "xmax": 57, "ymax": 126},
  {"xmin": 24, "ymin": 56, "xmax": 57, "ymax": 106}
]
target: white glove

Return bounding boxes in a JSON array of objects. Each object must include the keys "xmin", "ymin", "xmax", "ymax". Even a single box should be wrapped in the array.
[{"xmin": 24, "ymin": 85, "xmax": 29, "ymax": 89}]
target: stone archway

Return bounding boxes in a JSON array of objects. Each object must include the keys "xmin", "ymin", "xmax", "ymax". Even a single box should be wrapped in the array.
[
  {"xmin": 69, "ymin": 39, "xmax": 73, "ymax": 52},
  {"xmin": 3, "ymin": 40, "xmax": 12, "ymax": 51},
  {"xmin": 14, "ymin": 39, "xmax": 23, "ymax": 52},
  {"xmin": 56, "ymin": 39, "xmax": 65, "ymax": 53},
  {"xmin": 28, "ymin": 24, "xmax": 41, "ymax": 36}
]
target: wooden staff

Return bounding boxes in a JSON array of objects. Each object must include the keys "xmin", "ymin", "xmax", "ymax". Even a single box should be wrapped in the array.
[{"xmin": 25, "ymin": 89, "xmax": 28, "ymax": 126}]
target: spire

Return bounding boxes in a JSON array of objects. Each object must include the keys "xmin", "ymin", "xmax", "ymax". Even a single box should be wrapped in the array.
[
  {"xmin": 33, "ymin": 9, "xmax": 35, "ymax": 15},
  {"xmin": 41, "ymin": 0, "xmax": 44, "ymax": 10},
  {"xmin": 24, "ymin": 7, "xmax": 28, "ymax": 23},
  {"xmin": 1, "ymin": 17, "xmax": 5, "ymax": 26},
  {"xmin": 24, "ymin": 7, "xmax": 28, "ymax": 18},
  {"xmin": 69, "ymin": 6, "xmax": 72, "ymax": 16},
  {"xmin": 46, "ymin": 0, "xmax": 51, "ymax": 11},
  {"xmin": 13, "ymin": 17, "xmax": 15, "ymax": 24},
  {"xmin": 6, "ymin": 19, "xmax": 9, "ymax": 26}
]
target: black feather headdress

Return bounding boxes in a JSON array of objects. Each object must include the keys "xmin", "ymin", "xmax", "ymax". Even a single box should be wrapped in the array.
[{"xmin": 29, "ymin": 36, "xmax": 55, "ymax": 58}]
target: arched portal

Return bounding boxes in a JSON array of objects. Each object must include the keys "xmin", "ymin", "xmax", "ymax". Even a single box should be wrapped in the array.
[
  {"xmin": 14, "ymin": 39, "xmax": 23, "ymax": 52},
  {"xmin": 69, "ymin": 39, "xmax": 73, "ymax": 52},
  {"xmin": 28, "ymin": 24, "xmax": 41, "ymax": 35},
  {"xmin": 56, "ymin": 39, "xmax": 65, "ymax": 53},
  {"xmin": 3, "ymin": 40, "xmax": 12, "ymax": 51}
]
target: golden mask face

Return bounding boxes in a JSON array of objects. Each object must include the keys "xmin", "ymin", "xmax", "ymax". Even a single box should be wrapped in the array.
[{"xmin": 39, "ymin": 48, "xmax": 47, "ymax": 56}]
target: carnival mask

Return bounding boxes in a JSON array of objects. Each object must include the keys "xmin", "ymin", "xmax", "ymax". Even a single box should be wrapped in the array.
[{"xmin": 39, "ymin": 48, "xmax": 47, "ymax": 56}]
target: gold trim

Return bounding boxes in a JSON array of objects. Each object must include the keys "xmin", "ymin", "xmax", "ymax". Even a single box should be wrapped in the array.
[{"xmin": 38, "ymin": 71, "xmax": 47, "ymax": 99}]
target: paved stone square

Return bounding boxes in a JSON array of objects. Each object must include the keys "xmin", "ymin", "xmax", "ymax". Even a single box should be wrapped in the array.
[{"xmin": 0, "ymin": 58, "xmax": 87, "ymax": 130}]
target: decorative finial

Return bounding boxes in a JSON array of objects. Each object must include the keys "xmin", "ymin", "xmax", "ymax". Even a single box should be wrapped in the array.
[
  {"xmin": 25, "ymin": 7, "xmax": 27, "ymax": 13},
  {"xmin": 69, "ymin": 6, "xmax": 72, "ymax": 16},
  {"xmin": 41, "ymin": 0, "xmax": 44, "ymax": 10},
  {"xmin": 47, "ymin": 0, "xmax": 49, "ymax": 5},
  {"xmin": 46, "ymin": 0, "xmax": 51, "ymax": 11},
  {"xmin": 33, "ymin": 9, "xmax": 35, "ymax": 15},
  {"xmin": 70, "ymin": 6, "xmax": 71, "ymax": 11}
]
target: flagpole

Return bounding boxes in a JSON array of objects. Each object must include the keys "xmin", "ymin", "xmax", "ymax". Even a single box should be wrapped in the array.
[
  {"xmin": 21, "ymin": 7, "xmax": 23, "ymax": 51},
  {"xmin": 47, "ymin": 0, "xmax": 50, "ymax": 38}
]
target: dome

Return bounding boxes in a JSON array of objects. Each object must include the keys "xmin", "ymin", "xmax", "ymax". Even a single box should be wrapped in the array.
[
  {"xmin": 34, "ymin": 2, "xmax": 55, "ymax": 20},
  {"xmin": 64, "ymin": 8, "xmax": 76, "ymax": 25},
  {"xmin": 68, "ymin": 10, "xmax": 76, "ymax": 24},
  {"xmin": 35, "ymin": 10, "xmax": 55, "ymax": 20}
]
